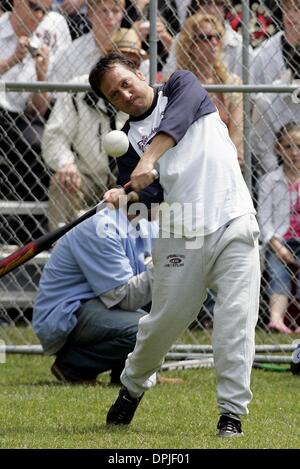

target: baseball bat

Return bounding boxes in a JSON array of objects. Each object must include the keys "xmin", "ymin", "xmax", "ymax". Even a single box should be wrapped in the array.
[
  {"xmin": 0, "ymin": 169, "xmax": 159, "ymax": 278},
  {"xmin": 0, "ymin": 200, "xmax": 104, "ymax": 279}
]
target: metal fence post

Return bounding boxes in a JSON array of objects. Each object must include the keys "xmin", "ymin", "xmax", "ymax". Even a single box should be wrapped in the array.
[
  {"xmin": 242, "ymin": 0, "xmax": 252, "ymax": 193},
  {"xmin": 149, "ymin": 0, "xmax": 158, "ymax": 86}
]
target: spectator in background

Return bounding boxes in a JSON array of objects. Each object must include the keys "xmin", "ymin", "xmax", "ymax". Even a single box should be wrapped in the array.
[
  {"xmin": 42, "ymin": 74, "xmax": 119, "ymax": 230},
  {"xmin": 122, "ymin": 0, "xmax": 180, "ymax": 73},
  {"xmin": 163, "ymin": 0, "xmax": 254, "ymax": 81},
  {"xmin": 53, "ymin": 0, "xmax": 124, "ymax": 82},
  {"xmin": 258, "ymin": 123, "xmax": 300, "ymax": 334},
  {"xmin": 0, "ymin": 0, "xmax": 71, "ymax": 242},
  {"xmin": 252, "ymin": 66, "xmax": 300, "ymax": 174},
  {"xmin": 176, "ymin": 13, "xmax": 244, "ymax": 169},
  {"xmin": 43, "ymin": 28, "xmax": 145, "ymax": 231},
  {"xmin": 252, "ymin": 0, "xmax": 300, "ymax": 84},
  {"xmin": 52, "ymin": 0, "xmax": 90, "ymax": 40}
]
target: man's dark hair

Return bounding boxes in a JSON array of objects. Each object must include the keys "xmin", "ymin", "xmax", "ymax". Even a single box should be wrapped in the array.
[{"xmin": 89, "ymin": 52, "xmax": 138, "ymax": 99}]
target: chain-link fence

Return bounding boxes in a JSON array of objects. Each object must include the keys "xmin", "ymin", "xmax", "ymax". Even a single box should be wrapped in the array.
[{"xmin": 1, "ymin": 0, "xmax": 300, "ymax": 369}]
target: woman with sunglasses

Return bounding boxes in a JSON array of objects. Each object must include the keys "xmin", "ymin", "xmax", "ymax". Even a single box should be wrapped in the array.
[{"xmin": 176, "ymin": 13, "xmax": 244, "ymax": 170}]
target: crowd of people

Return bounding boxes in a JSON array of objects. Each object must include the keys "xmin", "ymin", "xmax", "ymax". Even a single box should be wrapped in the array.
[{"xmin": 1, "ymin": 1, "xmax": 300, "ymax": 337}]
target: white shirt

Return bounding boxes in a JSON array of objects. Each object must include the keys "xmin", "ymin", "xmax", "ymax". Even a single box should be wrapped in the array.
[
  {"xmin": 251, "ymin": 69, "xmax": 300, "ymax": 173},
  {"xmin": 0, "ymin": 11, "xmax": 71, "ymax": 113},
  {"xmin": 158, "ymin": 112, "xmax": 255, "ymax": 237},
  {"xmin": 257, "ymin": 166, "xmax": 292, "ymax": 245},
  {"xmin": 42, "ymin": 74, "xmax": 127, "ymax": 174},
  {"xmin": 52, "ymin": 31, "xmax": 151, "ymax": 84},
  {"xmin": 162, "ymin": 22, "xmax": 254, "ymax": 80},
  {"xmin": 51, "ymin": 32, "xmax": 102, "ymax": 83},
  {"xmin": 252, "ymin": 31, "xmax": 286, "ymax": 84},
  {"xmin": 174, "ymin": 0, "xmax": 191, "ymax": 26}
]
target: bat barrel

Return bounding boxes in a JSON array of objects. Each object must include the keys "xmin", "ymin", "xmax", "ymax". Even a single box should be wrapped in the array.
[
  {"xmin": 0, "ymin": 242, "xmax": 37, "ymax": 278},
  {"xmin": 0, "ymin": 204, "xmax": 99, "ymax": 278}
]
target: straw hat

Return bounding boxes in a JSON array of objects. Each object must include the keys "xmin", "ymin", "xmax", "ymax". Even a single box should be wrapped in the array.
[{"xmin": 111, "ymin": 28, "xmax": 147, "ymax": 61}]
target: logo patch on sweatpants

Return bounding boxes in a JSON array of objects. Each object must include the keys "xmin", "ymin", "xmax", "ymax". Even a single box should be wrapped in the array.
[{"xmin": 164, "ymin": 254, "xmax": 185, "ymax": 268}]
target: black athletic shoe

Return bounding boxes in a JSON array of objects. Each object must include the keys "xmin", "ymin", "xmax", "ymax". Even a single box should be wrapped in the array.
[
  {"xmin": 217, "ymin": 414, "xmax": 243, "ymax": 437},
  {"xmin": 106, "ymin": 386, "xmax": 144, "ymax": 425}
]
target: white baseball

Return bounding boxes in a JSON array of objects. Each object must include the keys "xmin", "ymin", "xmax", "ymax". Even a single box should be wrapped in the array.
[{"xmin": 103, "ymin": 130, "xmax": 129, "ymax": 157}]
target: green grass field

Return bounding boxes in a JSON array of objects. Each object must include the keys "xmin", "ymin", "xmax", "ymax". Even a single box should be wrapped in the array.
[{"xmin": 0, "ymin": 353, "xmax": 299, "ymax": 449}]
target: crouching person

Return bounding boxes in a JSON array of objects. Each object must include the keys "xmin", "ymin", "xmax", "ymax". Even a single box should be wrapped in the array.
[{"xmin": 33, "ymin": 205, "xmax": 160, "ymax": 385}]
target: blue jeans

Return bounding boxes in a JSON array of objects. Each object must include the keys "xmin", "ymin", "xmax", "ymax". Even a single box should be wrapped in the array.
[
  {"xmin": 266, "ymin": 239, "xmax": 300, "ymax": 299},
  {"xmin": 55, "ymin": 299, "xmax": 145, "ymax": 382}
]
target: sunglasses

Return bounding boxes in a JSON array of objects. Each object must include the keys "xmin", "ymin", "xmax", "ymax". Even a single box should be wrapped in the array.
[
  {"xmin": 194, "ymin": 33, "xmax": 222, "ymax": 43},
  {"xmin": 27, "ymin": 1, "xmax": 49, "ymax": 15}
]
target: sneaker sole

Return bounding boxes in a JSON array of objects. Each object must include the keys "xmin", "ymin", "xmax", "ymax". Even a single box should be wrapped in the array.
[{"xmin": 218, "ymin": 431, "xmax": 244, "ymax": 438}]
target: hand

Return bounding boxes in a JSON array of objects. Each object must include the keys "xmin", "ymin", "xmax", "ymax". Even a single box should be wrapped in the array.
[
  {"xmin": 156, "ymin": 17, "xmax": 172, "ymax": 49},
  {"xmin": 133, "ymin": 19, "xmax": 150, "ymax": 41},
  {"xmin": 238, "ymin": 155, "xmax": 245, "ymax": 171},
  {"xmin": 272, "ymin": 243, "xmax": 298, "ymax": 266},
  {"xmin": 130, "ymin": 159, "xmax": 156, "ymax": 192},
  {"xmin": 55, "ymin": 163, "xmax": 81, "ymax": 194},
  {"xmin": 34, "ymin": 45, "xmax": 49, "ymax": 81},
  {"xmin": 103, "ymin": 186, "xmax": 140, "ymax": 208},
  {"xmin": 103, "ymin": 187, "xmax": 127, "ymax": 208},
  {"xmin": 13, "ymin": 36, "xmax": 29, "ymax": 63}
]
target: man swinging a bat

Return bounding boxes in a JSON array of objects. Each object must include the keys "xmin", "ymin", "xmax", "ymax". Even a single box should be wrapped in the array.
[{"xmin": 88, "ymin": 52, "xmax": 261, "ymax": 437}]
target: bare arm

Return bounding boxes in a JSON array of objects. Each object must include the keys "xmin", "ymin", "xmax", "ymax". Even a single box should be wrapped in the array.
[
  {"xmin": 100, "ymin": 268, "xmax": 153, "ymax": 311},
  {"xmin": 0, "ymin": 36, "xmax": 28, "ymax": 75},
  {"xmin": 228, "ymin": 99, "xmax": 244, "ymax": 170},
  {"xmin": 26, "ymin": 45, "xmax": 51, "ymax": 117},
  {"xmin": 130, "ymin": 132, "xmax": 175, "ymax": 192},
  {"xmin": 269, "ymin": 237, "xmax": 297, "ymax": 266},
  {"xmin": 0, "ymin": 55, "xmax": 20, "ymax": 75}
]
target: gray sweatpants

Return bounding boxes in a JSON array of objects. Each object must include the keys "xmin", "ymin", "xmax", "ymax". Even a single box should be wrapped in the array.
[{"xmin": 121, "ymin": 213, "xmax": 261, "ymax": 416}]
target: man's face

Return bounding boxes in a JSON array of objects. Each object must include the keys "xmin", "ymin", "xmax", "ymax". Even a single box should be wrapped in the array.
[
  {"xmin": 15, "ymin": 0, "xmax": 52, "ymax": 33},
  {"xmin": 88, "ymin": 0, "xmax": 124, "ymax": 36},
  {"xmin": 100, "ymin": 64, "xmax": 153, "ymax": 116}
]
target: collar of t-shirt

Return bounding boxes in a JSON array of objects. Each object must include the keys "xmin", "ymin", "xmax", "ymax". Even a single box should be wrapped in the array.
[{"xmin": 129, "ymin": 88, "xmax": 159, "ymax": 122}]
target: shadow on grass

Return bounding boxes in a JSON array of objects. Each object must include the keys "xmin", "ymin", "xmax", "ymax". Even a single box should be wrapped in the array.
[{"xmin": 0, "ymin": 380, "xmax": 66, "ymax": 387}]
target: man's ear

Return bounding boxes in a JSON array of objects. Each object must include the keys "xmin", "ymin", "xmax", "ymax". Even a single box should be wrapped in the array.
[{"xmin": 135, "ymin": 70, "xmax": 146, "ymax": 81}]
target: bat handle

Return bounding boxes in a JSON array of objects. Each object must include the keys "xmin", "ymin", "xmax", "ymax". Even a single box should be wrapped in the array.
[{"xmin": 123, "ymin": 169, "xmax": 159, "ymax": 193}]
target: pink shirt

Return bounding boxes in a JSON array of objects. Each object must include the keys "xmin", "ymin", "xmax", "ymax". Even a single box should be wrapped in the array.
[{"xmin": 284, "ymin": 180, "xmax": 300, "ymax": 240}]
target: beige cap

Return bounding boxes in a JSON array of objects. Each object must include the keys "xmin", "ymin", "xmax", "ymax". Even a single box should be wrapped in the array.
[{"xmin": 111, "ymin": 28, "xmax": 147, "ymax": 59}]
